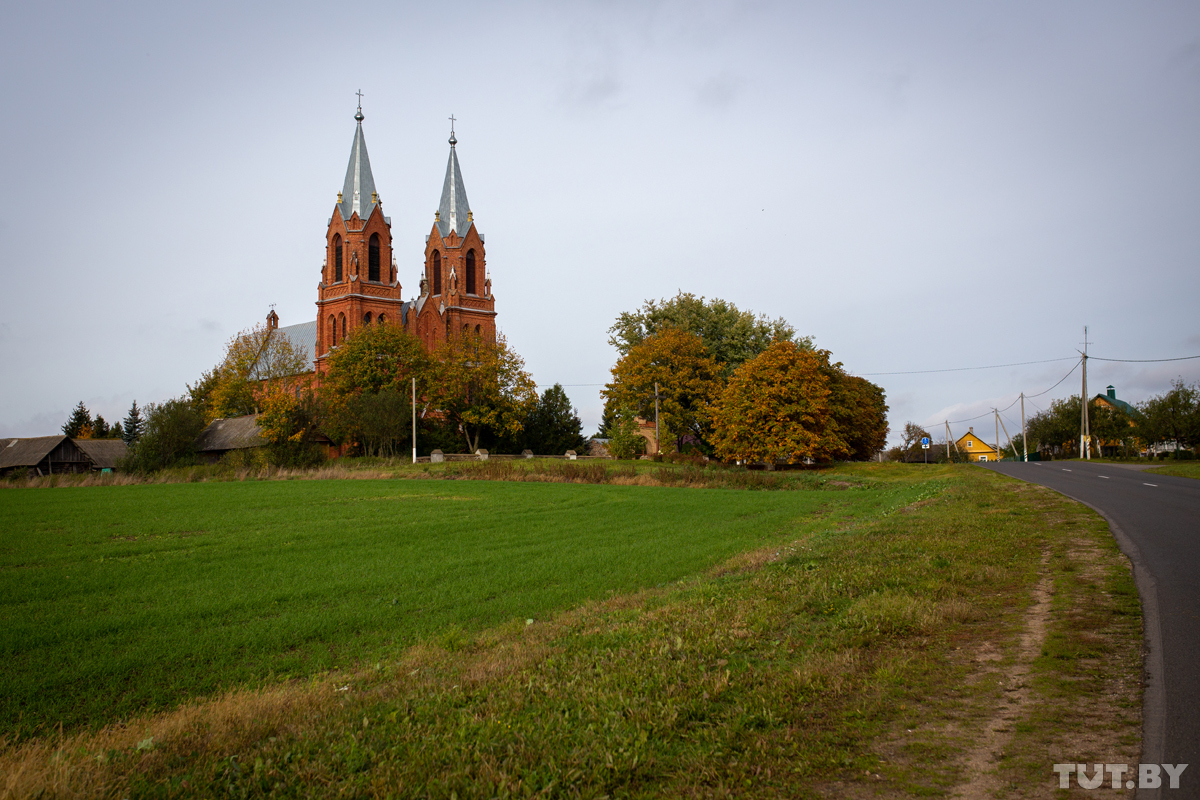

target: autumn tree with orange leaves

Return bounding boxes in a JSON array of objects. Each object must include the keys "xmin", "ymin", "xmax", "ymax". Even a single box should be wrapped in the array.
[
  {"xmin": 603, "ymin": 328, "xmax": 723, "ymax": 453},
  {"xmin": 711, "ymin": 341, "xmax": 853, "ymax": 466}
]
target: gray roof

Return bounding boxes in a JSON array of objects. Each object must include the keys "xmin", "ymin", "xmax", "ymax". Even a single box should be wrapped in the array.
[
  {"xmin": 338, "ymin": 113, "xmax": 378, "ymax": 222},
  {"xmin": 276, "ymin": 320, "xmax": 318, "ymax": 364},
  {"xmin": 73, "ymin": 438, "xmax": 127, "ymax": 468},
  {"xmin": 436, "ymin": 137, "xmax": 472, "ymax": 239},
  {"xmin": 0, "ymin": 436, "xmax": 67, "ymax": 469},
  {"xmin": 196, "ymin": 415, "xmax": 267, "ymax": 452}
]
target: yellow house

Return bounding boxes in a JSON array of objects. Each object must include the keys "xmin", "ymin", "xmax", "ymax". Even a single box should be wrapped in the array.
[{"xmin": 956, "ymin": 427, "xmax": 1000, "ymax": 462}]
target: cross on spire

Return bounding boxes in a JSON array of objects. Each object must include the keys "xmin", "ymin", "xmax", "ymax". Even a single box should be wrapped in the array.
[
  {"xmin": 354, "ymin": 90, "xmax": 364, "ymax": 122},
  {"xmin": 448, "ymin": 114, "xmax": 458, "ymax": 146}
]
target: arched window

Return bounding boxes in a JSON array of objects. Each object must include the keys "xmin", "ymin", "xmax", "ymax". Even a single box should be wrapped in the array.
[
  {"xmin": 466, "ymin": 250, "xmax": 477, "ymax": 294},
  {"xmin": 333, "ymin": 235, "xmax": 343, "ymax": 282},
  {"xmin": 340, "ymin": 313, "xmax": 347, "ymax": 341},
  {"xmin": 377, "ymin": 313, "xmax": 386, "ymax": 325},
  {"xmin": 368, "ymin": 234, "xmax": 381, "ymax": 282},
  {"xmin": 329, "ymin": 315, "xmax": 337, "ymax": 346},
  {"xmin": 432, "ymin": 251, "xmax": 442, "ymax": 295},
  {"xmin": 364, "ymin": 312, "xmax": 372, "ymax": 325},
  {"xmin": 475, "ymin": 324, "xmax": 481, "ymax": 336}
]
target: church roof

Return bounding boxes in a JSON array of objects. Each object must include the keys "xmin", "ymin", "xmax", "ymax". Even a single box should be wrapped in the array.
[
  {"xmin": 338, "ymin": 105, "xmax": 378, "ymax": 222},
  {"xmin": 247, "ymin": 320, "xmax": 317, "ymax": 380},
  {"xmin": 436, "ymin": 129, "xmax": 472, "ymax": 239}
]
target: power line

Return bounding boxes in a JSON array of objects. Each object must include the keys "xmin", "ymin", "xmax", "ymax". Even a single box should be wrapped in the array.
[
  {"xmin": 929, "ymin": 357, "xmax": 1082, "ymax": 426},
  {"xmin": 855, "ymin": 356, "xmax": 1076, "ymax": 376},
  {"xmin": 1025, "ymin": 357, "xmax": 1083, "ymax": 398},
  {"xmin": 1089, "ymin": 354, "xmax": 1200, "ymax": 363}
]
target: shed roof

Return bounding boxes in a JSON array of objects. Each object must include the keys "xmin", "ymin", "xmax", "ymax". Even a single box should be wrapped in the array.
[
  {"xmin": 73, "ymin": 439, "xmax": 128, "ymax": 468},
  {"xmin": 0, "ymin": 436, "xmax": 68, "ymax": 469},
  {"xmin": 196, "ymin": 415, "xmax": 267, "ymax": 452}
]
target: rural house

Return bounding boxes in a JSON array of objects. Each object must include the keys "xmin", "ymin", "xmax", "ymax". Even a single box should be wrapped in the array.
[
  {"xmin": 0, "ymin": 436, "xmax": 127, "ymax": 477},
  {"xmin": 955, "ymin": 428, "xmax": 1000, "ymax": 462}
]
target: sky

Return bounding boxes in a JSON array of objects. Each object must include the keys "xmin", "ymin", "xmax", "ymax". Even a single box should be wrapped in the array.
[{"xmin": 2, "ymin": 0, "xmax": 1198, "ymax": 446}]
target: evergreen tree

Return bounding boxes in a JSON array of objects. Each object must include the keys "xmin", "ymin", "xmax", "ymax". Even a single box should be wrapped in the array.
[
  {"xmin": 62, "ymin": 401, "xmax": 92, "ymax": 438},
  {"xmin": 108, "ymin": 421, "xmax": 124, "ymax": 440},
  {"xmin": 91, "ymin": 414, "xmax": 110, "ymax": 439},
  {"xmin": 525, "ymin": 384, "xmax": 586, "ymax": 455},
  {"xmin": 122, "ymin": 401, "xmax": 145, "ymax": 446}
]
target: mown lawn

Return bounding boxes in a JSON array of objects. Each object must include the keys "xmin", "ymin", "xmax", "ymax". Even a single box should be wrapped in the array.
[
  {"xmin": 0, "ymin": 474, "xmax": 920, "ymax": 738},
  {"xmin": 1146, "ymin": 461, "xmax": 1200, "ymax": 480}
]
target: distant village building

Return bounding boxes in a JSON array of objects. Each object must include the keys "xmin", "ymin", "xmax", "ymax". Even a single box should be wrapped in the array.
[
  {"xmin": 195, "ymin": 415, "xmax": 268, "ymax": 464},
  {"xmin": 955, "ymin": 428, "xmax": 999, "ymax": 462},
  {"xmin": 0, "ymin": 436, "xmax": 127, "ymax": 477},
  {"xmin": 265, "ymin": 103, "xmax": 498, "ymax": 384}
]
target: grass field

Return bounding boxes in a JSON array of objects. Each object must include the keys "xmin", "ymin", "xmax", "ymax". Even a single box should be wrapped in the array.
[
  {"xmin": 0, "ymin": 464, "xmax": 1142, "ymax": 798},
  {"xmin": 0, "ymin": 469, "xmax": 917, "ymax": 739}
]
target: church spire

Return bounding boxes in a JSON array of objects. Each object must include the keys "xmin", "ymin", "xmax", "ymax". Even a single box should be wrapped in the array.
[
  {"xmin": 436, "ymin": 116, "xmax": 471, "ymax": 239},
  {"xmin": 339, "ymin": 94, "xmax": 378, "ymax": 221}
]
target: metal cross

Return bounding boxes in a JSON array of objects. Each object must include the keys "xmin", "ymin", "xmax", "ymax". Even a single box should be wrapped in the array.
[
  {"xmin": 448, "ymin": 114, "xmax": 456, "ymax": 134},
  {"xmin": 356, "ymin": 89, "xmax": 364, "ymax": 109}
]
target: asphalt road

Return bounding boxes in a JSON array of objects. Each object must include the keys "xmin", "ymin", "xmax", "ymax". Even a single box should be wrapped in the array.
[{"xmin": 982, "ymin": 461, "xmax": 1199, "ymax": 796}]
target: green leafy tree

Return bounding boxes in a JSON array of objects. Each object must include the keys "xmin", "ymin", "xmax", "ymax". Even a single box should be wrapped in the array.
[
  {"xmin": 256, "ymin": 386, "xmax": 325, "ymax": 467},
  {"xmin": 711, "ymin": 342, "xmax": 848, "ymax": 466},
  {"xmin": 122, "ymin": 401, "xmax": 144, "ymax": 446},
  {"xmin": 124, "ymin": 398, "xmax": 206, "ymax": 473},
  {"xmin": 62, "ymin": 401, "xmax": 92, "ymax": 438},
  {"xmin": 200, "ymin": 322, "xmax": 310, "ymax": 422},
  {"xmin": 608, "ymin": 292, "xmax": 805, "ymax": 376},
  {"xmin": 604, "ymin": 327, "xmax": 723, "ymax": 453},
  {"xmin": 428, "ymin": 331, "xmax": 539, "ymax": 453},
  {"xmin": 607, "ymin": 408, "xmax": 645, "ymax": 459},
  {"xmin": 826, "ymin": 372, "xmax": 889, "ymax": 461},
  {"xmin": 525, "ymin": 384, "xmax": 586, "ymax": 455},
  {"xmin": 1138, "ymin": 379, "xmax": 1200, "ymax": 453},
  {"xmin": 896, "ymin": 422, "xmax": 933, "ymax": 463},
  {"xmin": 1027, "ymin": 397, "xmax": 1083, "ymax": 457}
]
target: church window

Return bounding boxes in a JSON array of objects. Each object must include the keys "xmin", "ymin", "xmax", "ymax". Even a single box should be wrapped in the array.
[
  {"xmin": 368, "ymin": 234, "xmax": 381, "ymax": 282},
  {"xmin": 364, "ymin": 312, "xmax": 372, "ymax": 325},
  {"xmin": 333, "ymin": 235, "xmax": 343, "ymax": 282},
  {"xmin": 340, "ymin": 313, "xmax": 347, "ymax": 341},
  {"xmin": 329, "ymin": 315, "xmax": 336, "ymax": 346},
  {"xmin": 377, "ymin": 313, "xmax": 386, "ymax": 325},
  {"xmin": 466, "ymin": 250, "xmax": 476, "ymax": 294},
  {"xmin": 475, "ymin": 324, "xmax": 481, "ymax": 336},
  {"xmin": 432, "ymin": 251, "xmax": 442, "ymax": 295}
]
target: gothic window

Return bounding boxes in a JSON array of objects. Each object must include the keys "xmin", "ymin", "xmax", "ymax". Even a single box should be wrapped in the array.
[
  {"xmin": 475, "ymin": 324, "xmax": 481, "ymax": 336},
  {"xmin": 377, "ymin": 313, "xmax": 386, "ymax": 325},
  {"xmin": 340, "ymin": 313, "xmax": 347, "ymax": 341},
  {"xmin": 364, "ymin": 312, "xmax": 372, "ymax": 325},
  {"xmin": 432, "ymin": 251, "xmax": 442, "ymax": 295},
  {"xmin": 329, "ymin": 315, "xmax": 336, "ymax": 346},
  {"xmin": 368, "ymin": 234, "xmax": 381, "ymax": 282},
  {"xmin": 333, "ymin": 235, "xmax": 343, "ymax": 282},
  {"xmin": 466, "ymin": 249, "xmax": 477, "ymax": 294}
]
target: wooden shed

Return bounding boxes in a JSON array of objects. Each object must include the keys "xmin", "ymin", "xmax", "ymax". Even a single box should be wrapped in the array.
[{"xmin": 0, "ymin": 436, "xmax": 118, "ymax": 477}]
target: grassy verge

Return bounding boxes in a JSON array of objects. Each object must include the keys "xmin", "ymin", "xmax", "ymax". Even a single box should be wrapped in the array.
[
  {"xmin": 1145, "ymin": 462, "xmax": 1200, "ymax": 480},
  {"xmin": 0, "ymin": 471, "xmax": 915, "ymax": 739},
  {"xmin": 0, "ymin": 465, "xmax": 1141, "ymax": 798}
]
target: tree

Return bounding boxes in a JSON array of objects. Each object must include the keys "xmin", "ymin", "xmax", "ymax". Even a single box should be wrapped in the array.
[
  {"xmin": 826, "ymin": 372, "xmax": 889, "ymax": 461},
  {"xmin": 1138, "ymin": 379, "xmax": 1200, "ymax": 453},
  {"xmin": 108, "ymin": 421, "xmax": 124, "ymax": 440},
  {"xmin": 257, "ymin": 386, "xmax": 325, "ymax": 466},
  {"xmin": 122, "ymin": 401, "xmax": 145, "ymax": 446},
  {"xmin": 124, "ymin": 398, "xmax": 206, "ymax": 473},
  {"xmin": 428, "ymin": 331, "xmax": 539, "ymax": 453},
  {"xmin": 321, "ymin": 322, "xmax": 432, "ymax": 452},
  {"xmin": 608, "ymin": 292, "xmax": 805, "ymax": 375},
  {"xmin": 1027, "ymin": 397, "xmax": 1083, "ymax": 457},
  {"xmin": 524, "ymin": 384, "xmax": 586, "ymax": 455},
  {"xmin": 90, "ymin": 414, "xmax": 110, "ymax": 439},
  {"xmin": 202, "ymin": 322, "xmax": 311, "ymax": 422},
  {"xmin": 604, "ymin": 327, "xmax": 723, "ymax": 454},
  {"xmin": 62, "ymin": 401, "xmax": 92, "ymax": 438},
  {"xmin": 711, "ymin": 342, "xmax": 848, "ymax": 466},
  {"xmin": 896, "ymin": 422, "xmax": 933, "ymax": 463},
  {"xmin": 607, "ymin": 408, "xmax": 645, "ymax": 459}
]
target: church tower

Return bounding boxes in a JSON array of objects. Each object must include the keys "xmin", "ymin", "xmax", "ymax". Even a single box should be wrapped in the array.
[
  {"xmin": 315, "ymin": 102, "xmax": 405, "ymax": 370},
  {"xmin": 412, "ymin": 122, "xmax": 495, "ymax": 350}
]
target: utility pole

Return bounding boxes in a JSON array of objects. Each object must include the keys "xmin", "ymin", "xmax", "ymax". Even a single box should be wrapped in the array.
[
  {"xmin": 1080, "ymin": 326, "xmax": 1091, "ymax": 460},
  {"xmin": 412, "ymin": 377, "xmax": 417, "ymax": 464},
  {"xmin": 946, "ymin": 420, "xmax": 956, "ymax": 462},
  {"xmin": 653, "ymin": 382, "xmax": 661, "ymax": 456},
  {"xmin": 1020, "ymin": 393, "xmax": 1028, "ymax": 462},
  {"xmin": 995, "ymin": 409, "xmax": 1001, "ymax": 462}
]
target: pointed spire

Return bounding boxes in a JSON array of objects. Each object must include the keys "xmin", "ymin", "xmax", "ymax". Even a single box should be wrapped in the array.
[
  {"xmin": 338, "ymin": 96, "xmax": 377, "ymax": 221},
  {"xmin": 436, "ymin": 117, "xmax": 471, "ymax": 239}
]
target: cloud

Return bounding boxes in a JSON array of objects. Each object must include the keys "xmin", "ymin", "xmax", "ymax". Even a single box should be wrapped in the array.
[{"xmin": 696, "ymin": 72, "xmax": 743, "ymax": 109}]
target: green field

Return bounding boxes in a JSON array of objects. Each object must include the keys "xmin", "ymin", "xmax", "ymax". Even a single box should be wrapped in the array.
[
  {"xmin": 0, "ymin": 473, "xmax": 918, "ymax": 738},
  {"xmin": 1146, "ymin": 461, "xmax": 1200, "ymax": 479}
]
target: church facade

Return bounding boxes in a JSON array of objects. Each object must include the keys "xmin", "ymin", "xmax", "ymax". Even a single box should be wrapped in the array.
[{"xmin": 270, "ymin": 104, "xmax": 496, "ymax": 379}]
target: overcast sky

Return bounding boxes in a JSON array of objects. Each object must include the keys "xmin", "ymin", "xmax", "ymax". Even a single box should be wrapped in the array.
[{"xmin": 2, "ymin": 0, "xmax": 1198, "ymax": 445}]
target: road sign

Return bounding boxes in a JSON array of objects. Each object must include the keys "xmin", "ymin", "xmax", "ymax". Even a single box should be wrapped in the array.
[{"xmin": 921, "ymin": 437, "xmax": 930, "ymax": 449}]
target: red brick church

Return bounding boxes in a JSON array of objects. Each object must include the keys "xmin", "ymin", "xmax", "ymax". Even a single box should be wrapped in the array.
[{"xmin": 268, "ymin": 102, "xmax": 497, "ymax": 380}]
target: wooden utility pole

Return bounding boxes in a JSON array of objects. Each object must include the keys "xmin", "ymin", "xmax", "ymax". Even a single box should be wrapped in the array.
[
  {"xmin": 1080, "ymin": 326, "xmax": 1091, "ymax": 460},
  {"xmin": 412, "ymin": 377, "xmax": 417, "ymax": 464},
  {"xmin": 995, "ymin": 409, "xmax": 1001, "ymax": 462},
  {"xmin": 654, "ymin": 382, "xmax": 660, "ymax": 456}
]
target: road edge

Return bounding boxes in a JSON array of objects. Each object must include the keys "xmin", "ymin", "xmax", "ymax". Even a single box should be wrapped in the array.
[{"xmin": 980, "ymin": 465, "xmax": 1166, "ymax": 800}]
